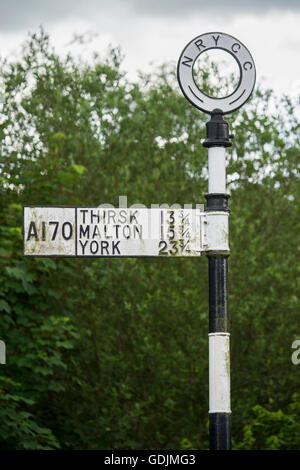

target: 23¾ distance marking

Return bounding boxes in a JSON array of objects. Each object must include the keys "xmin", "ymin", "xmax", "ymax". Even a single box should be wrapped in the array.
[{"xmin": 158, "ymin": 240, "xmax": 179, "ymax": 256}]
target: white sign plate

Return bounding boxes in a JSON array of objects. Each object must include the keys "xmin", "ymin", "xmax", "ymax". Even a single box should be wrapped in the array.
[
  {"xmin": 177, "ymin": 32, "xmax": 256, "ymax": 114},
  {"xmin": 23, "ymin": 207, "xmax": 204, "ymax": 257}
]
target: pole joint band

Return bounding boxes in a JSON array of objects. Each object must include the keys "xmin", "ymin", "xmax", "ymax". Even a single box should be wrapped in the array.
[
  {"xmin": 202, "ymin": 109, "xmax": 233, "ymax": 148},
  {"xmin": 205, "ymin": 193, "xmax": 230, "ymax": 212}
]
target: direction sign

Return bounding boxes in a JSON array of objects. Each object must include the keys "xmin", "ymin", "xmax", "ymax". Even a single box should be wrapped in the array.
[
  {"xmin": 23, "ymin": 207, "xmax": 205, "ymax": 257},
  {"xmin": 177, "ymin": 32, "xmax": 256, "ymax": 114}
]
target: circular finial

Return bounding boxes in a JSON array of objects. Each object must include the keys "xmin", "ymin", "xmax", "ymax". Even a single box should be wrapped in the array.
[{"xmin": 177, "ymin": 32, "xmax": 256, "ymax": 115}]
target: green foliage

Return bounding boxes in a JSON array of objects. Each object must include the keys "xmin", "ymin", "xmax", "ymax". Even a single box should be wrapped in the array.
[
  {"xmin": 0, "ymin": 199, "xmax": 78, "ymax": 449},
  {"xmin": 0, "ymin": 376, "xmax": 59, "ymax": 450},
  {"xmin": 0, "ymin": 29, "xmax": 299, "ymax": 449},
  {"xmin": 236, "ymin": 394, "xmax": 300, "ymax": 450}
]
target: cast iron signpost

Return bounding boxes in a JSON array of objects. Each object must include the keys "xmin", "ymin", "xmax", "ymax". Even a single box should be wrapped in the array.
[
  {"xmin": 177, "ymin": 32, "xmax": 256, "ymax": 450},
  {"xmin": 23, "ymin": 31, "xmax": 255, "ymax": 450},
  {"xmin": 23, "ymin": 207, "xmax": 229, "ymax": 257}
]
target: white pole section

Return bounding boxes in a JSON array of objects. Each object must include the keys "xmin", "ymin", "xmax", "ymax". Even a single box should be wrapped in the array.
[
  {"xmin": 209, "ymin": 333, "xmax": 231, "ymax": 413},
  {"xmin": 208, "ymin": 146, "xmax": 226, "ymax": 194}
]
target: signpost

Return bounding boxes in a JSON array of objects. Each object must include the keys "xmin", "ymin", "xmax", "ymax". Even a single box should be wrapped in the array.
[
  {"xmin": 23, "ymin": 207, "xmax": 229, "ymax": 257},
  {"xmin": 177, "ymin": 32, "xmax": 256, "ymax": 450},
  {"xmin": 23, "ymin": 31, "xmax": 255, "ymax": 451}
]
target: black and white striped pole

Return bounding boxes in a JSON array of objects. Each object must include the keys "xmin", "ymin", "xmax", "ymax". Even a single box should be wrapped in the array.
[
  {"xmin": 204, "ymin": 112, "xmax": 232, "ymax": 450},
  {"xmin": 177, "ymin": 32, "xmax": 256, "ymax": 450}
]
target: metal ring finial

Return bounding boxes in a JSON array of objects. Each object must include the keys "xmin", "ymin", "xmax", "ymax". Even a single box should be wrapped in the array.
[{"xmin": 177, "ymin": 32, "xmax": 256, "ymax": 114}]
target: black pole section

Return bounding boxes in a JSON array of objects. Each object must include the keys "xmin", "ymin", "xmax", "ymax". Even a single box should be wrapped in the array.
[
  {"xmin": 208, "ymin": 255, "xmax": 229, "ymax": 333},
  {"xmin": 207, "ymin": 254, "xmax": 231, "ymax": 450},
  {"xmin": 209, "ymin": 412, "xmax": 231, "ymax": 450},
  {"xmin": 203, "ymin": 109, "xmax": 232, "ymax": 450}
]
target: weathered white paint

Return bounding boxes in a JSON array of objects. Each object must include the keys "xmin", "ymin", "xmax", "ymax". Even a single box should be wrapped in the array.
[
  {"xmin": 203, "ymin": 211, "xmax": 229, "ymax": 253},
  {"xmin": 0, "ymin": 340, "xmax": 5, "ymax": 365},
  {"xmin": 208, "ymin": 147, "xmax": 226, "ymax": 194},
  {"xmin": 24, "ymin": 207, "xmax": 203, "ymax": 257},
  {"xmin": 209, "ymin": 333, "xmax": 231, "ymax": 413},
  {"xmin": 24, "ymin": 207, "xmax": 76, "ymax": 256}
]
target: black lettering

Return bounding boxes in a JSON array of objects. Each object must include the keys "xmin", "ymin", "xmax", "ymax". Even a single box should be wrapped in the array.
[
  {"xmin": 80, "ymin": 209, "xmax": 88, "ymax": 224},
  {"xmin": 119, "ymin": 209, "xmax": 127, "ymax": 223},
  {"xmin": 168, "ymin": 228, "xmax": 175, "ymax": 240},
  {"xmin": 123, "ymin": 225, "xmax": 131, "ymax": 239},
  {"xmin": 169, "ymin": 240, "xmax": 178, "ymax": 255},
  {"xmin": 104, "ymin": 225, "xmax": 112, "ymax": 239},
  {"xmin": 79, "ymin": 240, "xmax": 88, "ymax": 255},
  {"xmin": 27, "ymin": 221, "xmax": 38, "ymax": 241},
  {"xmin": 212, "ymin": 35, "xmax": 220, "ymax": 46},
  {"xmin": 183, "ymin": 239, "xmax": 190, "ymax": 252},
  {"xmin": 115, "ymin": 225, "xmax": 120, "ymax": 238},
  {"xmin": 159, "ymin": 240, "xmax": 168, "ymax": 255},
  {"xmin": 231, "ymin": 43, "xmax": 240, "ymax": 53},
  {"xmin": 181, "ymin": 55, "xmax": 193, "ymax": 68},
  {"xmin": 112, "ymin": 241, "xmax": 121, "ymax": 255},
  {"xmin": 42, "ymin": 221, "xmax": 46, "ymax": 241},
  {"xmin": 62, "ymin": 222, "xmax": 73, "ymax": 240},
  {"xmin": 101, "ymin": 241, "xmax": 109, "ymax": 255},
  {"xmin": 90, "ymin": 240, "xmax": 99, "ymax": 254},
  {"xmin": 130, "ymin": 210, "xmax": 138, "ymax": 223},
  {"xmin": 79, "ymin": 225, "xmax": 90, "ymax": 238},
  {"xmin": 133, "ymin": 225, "xmax": 142, "ymax": 239},
  {"xmin": 92, "ymin": 225, "xmax": 101, "ymax": 238},
  {"xmin": 168, "ymin": 210, "xmax": 175, "ymax": 224},
  {"xmin": 90, "ymin": 210, "xmax": 100, "ymax": 224},
  {"xmin": 49, "ymin": 221, "xmax": 59, "ymax": 241},
  {"xmin": 194, "ymin": 39, "xmax": 206, "ymax": 51},
  {"xmin": 243, "ymin": 61, "xmax": 253, "ymax": 71},
  {"xmin": 107, "ymin": 209, "xmax": 116, "ymax": 224}
]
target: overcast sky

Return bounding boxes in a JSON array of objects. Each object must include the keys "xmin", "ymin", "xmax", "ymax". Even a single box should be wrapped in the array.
[{"xmin": 0, "ymin": 1, "xmax": 299, "ymax": 96}]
